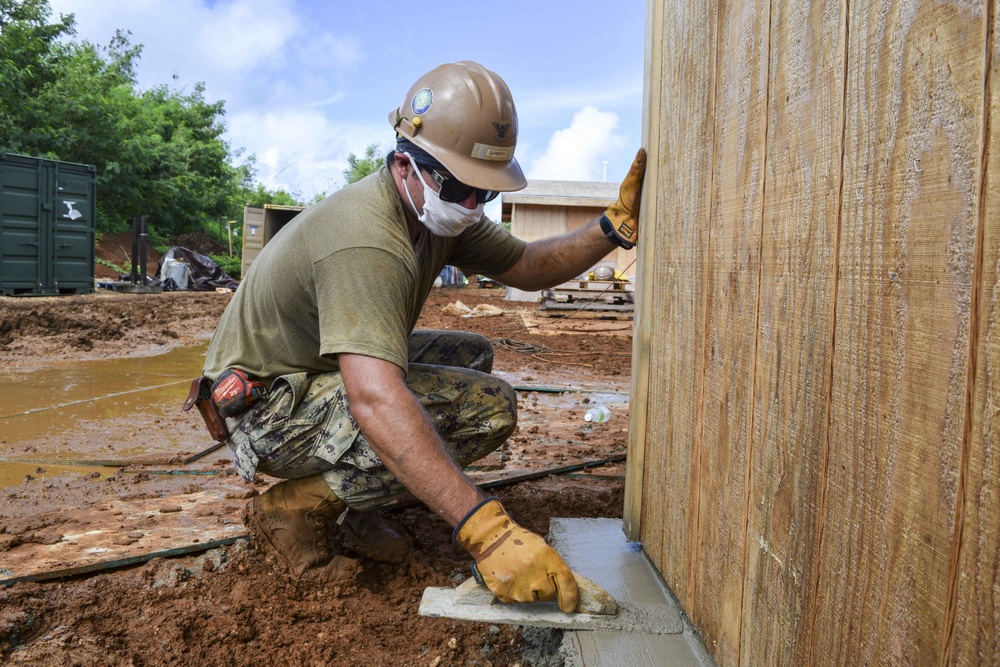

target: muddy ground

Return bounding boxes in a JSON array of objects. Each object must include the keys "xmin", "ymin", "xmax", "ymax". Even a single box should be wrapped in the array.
[{"xmin": 0, "ymin": 273, "xmax": 633, "ymax": 666}]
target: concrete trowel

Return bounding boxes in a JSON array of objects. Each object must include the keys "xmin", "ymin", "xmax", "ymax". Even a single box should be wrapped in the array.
[
  {"xmin": 452, "ymin": 569, "xmax": 618, "ymax": 615},
  {"xmin": 419, "ymin": 568, "xmax": 631, "ymax": 632}
]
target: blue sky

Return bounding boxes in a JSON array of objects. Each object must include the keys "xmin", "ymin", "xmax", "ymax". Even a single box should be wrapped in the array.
[{"xmin": 48, "ymin": 0, "xmax": 646, "ymax": 218}]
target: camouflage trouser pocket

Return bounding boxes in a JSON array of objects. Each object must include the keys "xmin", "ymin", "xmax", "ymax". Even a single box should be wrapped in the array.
[{"xmin": 228, "ymin": 372, "xmax": 360, "ymax": 481}]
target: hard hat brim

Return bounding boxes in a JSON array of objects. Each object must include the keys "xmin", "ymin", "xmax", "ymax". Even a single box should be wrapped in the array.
[
  {"xmin": 441, "ymin": 150, "xmax": 527, "ymax": 193},
  {"xmin": 388, "ymin": 103, "xmax": 528, "ymax": 193}
]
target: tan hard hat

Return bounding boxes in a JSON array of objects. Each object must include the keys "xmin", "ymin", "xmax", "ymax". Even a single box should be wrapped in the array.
[{"xmin": 389, "ymin": 61, "xmax": 526, "ymax": 192}]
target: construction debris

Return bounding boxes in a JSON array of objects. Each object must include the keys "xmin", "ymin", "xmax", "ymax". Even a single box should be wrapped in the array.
[{"xmin": 441, "ymin": 300, "xmax": 506, "ymax": 317}]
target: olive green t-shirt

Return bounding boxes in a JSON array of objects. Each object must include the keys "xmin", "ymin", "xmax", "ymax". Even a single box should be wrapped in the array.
[{"xmin": 203, "ymin": 167, "xmax": 525, "ymax": 380}]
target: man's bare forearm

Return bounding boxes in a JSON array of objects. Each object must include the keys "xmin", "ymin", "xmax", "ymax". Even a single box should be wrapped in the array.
[
  {"xmin": 494, "ymin": 217, "xmax": 617, "ymax": 292},
  {"xmin": 339, "ymin": 353, "xmax": 484, "ymax": 526}
]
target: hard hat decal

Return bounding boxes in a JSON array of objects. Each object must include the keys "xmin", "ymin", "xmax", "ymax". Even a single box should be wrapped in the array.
[
  {"xmin": 471, "ymin": 143, "xmax": 512, "ymax": 161},
  {"xmin": 411, "ymin": 88, "xmax": 433, "ymax": 115},
  {"xmin": 492, "ymin": 122, "xmax": 511, "ymax": 141}
]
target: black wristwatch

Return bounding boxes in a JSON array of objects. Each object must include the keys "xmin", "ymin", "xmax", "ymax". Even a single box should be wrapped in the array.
[{"xmin": 599, "ymin": 214, "xmax": 635, "ymax": 250}]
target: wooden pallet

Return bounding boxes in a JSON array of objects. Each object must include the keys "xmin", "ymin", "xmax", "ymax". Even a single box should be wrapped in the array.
[
  {"xmin": 540, "ymin": 278, "xmax": 635, "ymax": 317},
  {"xmin": 537, "ymin": 305, "xmax": 632, "ymax": 320},
  {"xmin": 542, "ymin": 290, "xmax": 634, "ymax": 305},
  {"xmin": 554, "ymin": 279, "xmax": 635, "ymax": 293}
]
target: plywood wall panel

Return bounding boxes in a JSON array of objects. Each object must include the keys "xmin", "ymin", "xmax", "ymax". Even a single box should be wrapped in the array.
[
  {"xmin": 813, "ymin": 1, "xmax": 985, "ymax": 664},
  {"xmin": 632, "ymin": 0, "xmax": 717, "ymax": 612},
  {"xmin": 693, "ymin": 0, "xmax": 770, "ymax": 660},
  {"xmin": 739, "ymin": 0, "xmax": 846, "ymax": 664},
  {"xmin": 952, "ymin": 4, "xmax": 1000, "ymax": 663},
  {"xmin": 512, "ymin": 205, "xmax": 567, "ymax": 242},
  {"xmin": 636, "ymin": 1, "xmax": 996, "ymax": 663}
]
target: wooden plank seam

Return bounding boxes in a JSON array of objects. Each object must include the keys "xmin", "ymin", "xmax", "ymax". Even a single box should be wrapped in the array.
[
  {"xmin": 691, "ymin": 0, "xmax": 723, "ymax": 621},
  {"xmin": 737, "ymin": 0, "xmax": 776, "ymax": 662},
  {"xmin": 941, "ymin": 3, "xmax": 995, "ymax": 663},
  {"xmin": 801, "ymin": 0, "xmax": 851, "ymax": 662}
]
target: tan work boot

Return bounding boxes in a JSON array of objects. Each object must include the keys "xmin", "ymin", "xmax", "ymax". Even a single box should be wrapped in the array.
[
  {"xmin": 243, "ymin": 474, "xmax": 345, "ymax": 577},
  {"xmin": 340, "ymin": 509, "xmax": 412, "ymax": 564}
]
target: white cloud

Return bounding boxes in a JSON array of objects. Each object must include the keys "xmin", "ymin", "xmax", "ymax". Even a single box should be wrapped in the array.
[
  {"xmin": 194, "ymin": 0, "xmax": 299, "ymax": 75},
  {"xmin": 228, "ymin": 109, "xmax": 387, "ymax": 199},
  {"xmin": 517, "ymin": 83, "xmax": 642, "ymax": 122},
  {"xmin": 296, "ymin": 33, "xmax": 364, "ymax": 80},
  {"xmin": 51, "ymin": 0, "xmax": 297, "ymax": 86},
  {"xmin": 527, "ymin": 106, "xmax": 624, "ymax": 181}
]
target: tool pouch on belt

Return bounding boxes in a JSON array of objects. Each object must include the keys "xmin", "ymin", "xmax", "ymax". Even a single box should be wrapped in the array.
[
  {"xmin": 183, "ymin": 377, "xmax": 230, "ymax": 442},
  {"xmin": 210, "ymin": 368, "xmax": 268, "ymax": 418}
]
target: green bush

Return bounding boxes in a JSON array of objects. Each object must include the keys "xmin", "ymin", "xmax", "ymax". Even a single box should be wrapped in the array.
[{"xmin": 210, "ymin": 254, "xmax": 242, "ymax": 280}]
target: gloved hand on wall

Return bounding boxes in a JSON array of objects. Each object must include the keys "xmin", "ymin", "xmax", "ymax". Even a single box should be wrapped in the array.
[
  {"xmin": 600, "ymin": 147, "xmax": 647, "ymax": 250},
  {"xmin": 454, "ymin": 498, "xmax": 579, "ymax": 613}
]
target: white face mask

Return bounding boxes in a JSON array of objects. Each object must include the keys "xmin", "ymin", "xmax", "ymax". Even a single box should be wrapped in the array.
[{"xmin": 403, "ymin": 153, "xmax": 484, "ymax": 237}]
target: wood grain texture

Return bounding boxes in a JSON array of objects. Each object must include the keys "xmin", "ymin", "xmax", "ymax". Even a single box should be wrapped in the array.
[
  {"xmin": 739, "ymin": 0, "xmax": 846, "ymax": 664},
  {"xmin": 693, "ymin": 0, "xmax": 770, "ymax": 661},
  {"xmin": 635, "ymin": 0, "xmax": 718, "ymax": 614},
  {"xmin": 813, "ymin": 1, "xmax": 985, "ymax": 664},
  {"xmin": 951, "ymin": 2, "xmax": 1000, "ymax": 663}
]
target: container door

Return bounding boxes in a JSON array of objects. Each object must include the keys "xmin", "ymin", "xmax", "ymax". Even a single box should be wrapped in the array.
[
  {"xmin": 51, "ymin": 165, "xmax": 95, "ymax": 294},
  {"xmin": 0, "ymin": 157, "xmax": 44, "ymax": 295},
  {"xmin": 241, "ymin": 205, "xmax": 266, "ymax": 276}
]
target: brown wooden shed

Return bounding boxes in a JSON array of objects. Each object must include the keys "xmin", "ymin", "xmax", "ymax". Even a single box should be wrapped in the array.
[
  {"xmin": 626, "ymin": 0, "xmax": 1000, "ymax": 665},
  {"xmin": 501, "ymin": 180, "xmax": 636, "ymax": 300}
]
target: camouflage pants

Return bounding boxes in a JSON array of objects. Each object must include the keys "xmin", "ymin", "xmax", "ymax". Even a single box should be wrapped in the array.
[{"xmin": 226, "ymin": 330, "xmax": 517, "ymax": 510}]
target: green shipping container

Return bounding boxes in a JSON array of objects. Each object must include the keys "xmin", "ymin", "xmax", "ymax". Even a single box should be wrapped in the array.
[{"xmin": 0, "ymin": 153, "xmax": 96, "ymax": 296}]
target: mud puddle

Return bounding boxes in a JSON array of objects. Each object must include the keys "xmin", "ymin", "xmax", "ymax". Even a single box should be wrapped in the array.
[
  {"xmin": 0, "ymin": 461, "xmax": 115, "ymax": 488},
  {"xmin": 1, "ymin": 343, "xmax": 209, "ymax": 488}
]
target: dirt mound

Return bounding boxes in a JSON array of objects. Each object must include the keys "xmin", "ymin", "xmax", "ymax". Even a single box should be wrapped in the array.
[
  {"xmin": 94, "ymin": 232, "xmax": 162, "ymax": 279},
  {"xmin": 0, "ymin": 291, "xmax": 231, "ymax": 363},
  {"xmin": 169, "ymin": 231, "xmax": 227, "ymax": 257}
]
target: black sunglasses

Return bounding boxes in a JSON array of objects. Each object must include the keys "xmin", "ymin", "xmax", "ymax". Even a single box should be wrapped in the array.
[{"xmin": 425, "ymin": 167, "xmax": 499, "ymax": 204}]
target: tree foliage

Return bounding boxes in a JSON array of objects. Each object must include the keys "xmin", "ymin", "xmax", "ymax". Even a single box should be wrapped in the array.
[
  {"xmin": 343, "ymin": 143, "xmax": 385, "ymax": 185},
  {"xmin": 238, "ymin": 180, "xmax": 302, "ymax": 209},
  {"xmin": 0, "ymin": 0, "xmax": 297, "ymax": 241}
]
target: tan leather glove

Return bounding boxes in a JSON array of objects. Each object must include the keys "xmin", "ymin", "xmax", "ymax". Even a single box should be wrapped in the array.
[
  {"xmin": 600, "ymin": 147, "xmax": 647, "ymax": 249},
  {"xmin": 454, "ymin": 498, "xmax": 579, "ymax": 613}
]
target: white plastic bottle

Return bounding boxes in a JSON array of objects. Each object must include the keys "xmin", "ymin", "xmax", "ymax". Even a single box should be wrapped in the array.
[{"xmin": 584, "ymin": 405, "xmax": 611, "ymax": 423}]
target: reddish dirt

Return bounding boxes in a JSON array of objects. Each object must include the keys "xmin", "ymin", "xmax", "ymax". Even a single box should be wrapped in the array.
[
  {"xmin": 93, "ymin": 232, "xmax": 161, "ymax": 280},
  {"xmin": 0, "ymin": 264, "xmax": 632, "ymax": 665}
]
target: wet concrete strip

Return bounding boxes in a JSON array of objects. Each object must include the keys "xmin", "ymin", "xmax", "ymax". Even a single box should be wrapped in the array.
[
  {"xmin": 418, "ymin": 517, "xmax": 685, "ymax": 634},
  {"xmin": 419, "ymin": 518, "xmax": 716, "ymax": 665},
  {"xmin": 554, "ymin": 519, "xmax": 716, "ymax": 666}
]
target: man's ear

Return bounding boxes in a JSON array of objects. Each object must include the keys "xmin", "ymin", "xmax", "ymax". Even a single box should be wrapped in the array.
[{"xmin": 391, "ymin": 152, "xmax": 410, "ymax": 175}]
